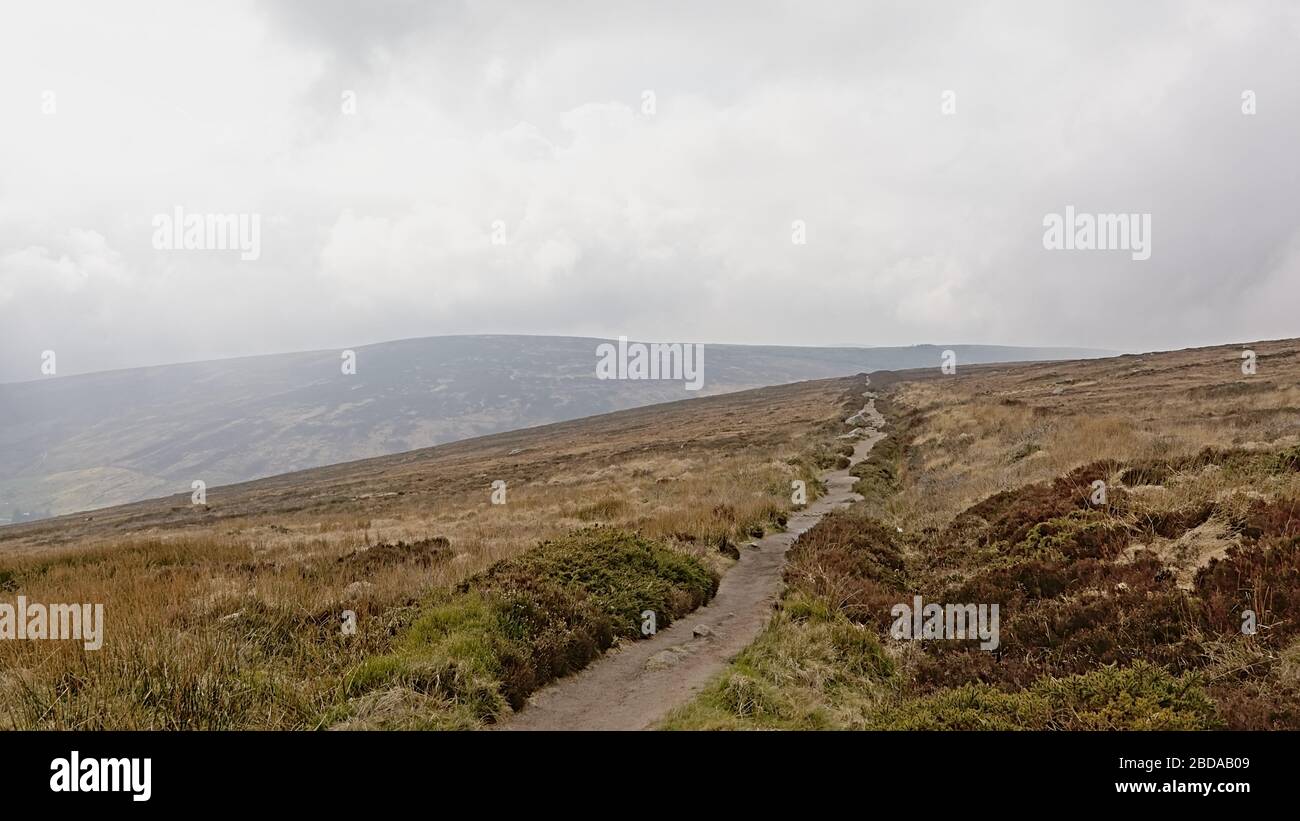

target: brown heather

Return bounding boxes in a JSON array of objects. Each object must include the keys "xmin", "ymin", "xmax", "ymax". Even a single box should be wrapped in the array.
[{"xmin": 663, "ymin": 338, "xmax": 1300, "ymax": 730}]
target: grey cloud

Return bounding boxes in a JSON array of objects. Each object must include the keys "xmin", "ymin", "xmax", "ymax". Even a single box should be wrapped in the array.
[{"xmin": 1, "ymin": 0, "xmax": 1298, "ymax": 382}]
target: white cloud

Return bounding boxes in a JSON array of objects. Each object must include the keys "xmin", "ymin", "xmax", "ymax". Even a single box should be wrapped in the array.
[{"xmin": 1, "ymin": 0, "xmax": 1298, "ymax": 379}]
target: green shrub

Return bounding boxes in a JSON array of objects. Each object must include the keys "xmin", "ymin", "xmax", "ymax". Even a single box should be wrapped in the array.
[
  {"xmin": 1035, "ymin": 661, "xmax": 1218, "ymax": 730},
  {"xmin": 1012, "ymin": 510, "xmax": 1130, "ymax": 562},
  {"xmin": 869, "ymin": 684, "xmax": 1052, "ymax": 730},
  {"xmin": 340, "ymin": 527, "xmax": 717, "ymax": 725},
  {"xmin": 480, "ymin": 527, "xmax": 717, "ymax": 637},
  {"xmin": 870, "ymin": 662, "xmax": 1217, "ymax": 730}
]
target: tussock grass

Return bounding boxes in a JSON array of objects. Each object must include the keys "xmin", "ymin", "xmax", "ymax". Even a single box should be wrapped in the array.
[
  {"xmin": 338, "ymin": 528, "xmax": 717, "ymax": 728},
  {"xmin": 0, "ymin": 376, "xmax": 863, "ymax": 729},
  {"xmin": 661, "ymin": 591, "xmax": 895, "ymax": 729}
]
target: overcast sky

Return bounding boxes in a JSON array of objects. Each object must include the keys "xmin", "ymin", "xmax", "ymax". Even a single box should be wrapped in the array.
[{"xmin": 1, "ymin": 0, "xmax": 1297, "ymax": 381}]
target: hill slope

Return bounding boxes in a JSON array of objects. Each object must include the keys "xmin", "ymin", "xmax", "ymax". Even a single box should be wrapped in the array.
[
  {"xmin": 0, "ymin": 373, "xmax": 865, "ymax": 728},
  {"xmin": 0, "ymin": 335, "xmax": 1108, "ymax": 519}
]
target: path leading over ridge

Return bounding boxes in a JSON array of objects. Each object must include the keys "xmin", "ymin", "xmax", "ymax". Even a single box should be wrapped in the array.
[{"xmin": 497, "ymin": 390, "xmax": 885, "ymax": 731}]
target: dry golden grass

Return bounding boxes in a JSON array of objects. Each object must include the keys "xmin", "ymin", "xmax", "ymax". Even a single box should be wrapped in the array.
[
  {"xmin": 0, "ymin": 376, "xmax": 862, "ymax": 729},
  {"xmin": 885, "ymin": 338, "xmax": 1300, "ymax": 532}
]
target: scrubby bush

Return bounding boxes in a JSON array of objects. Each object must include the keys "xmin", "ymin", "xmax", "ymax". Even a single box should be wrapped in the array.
[
  {"xmin": 782, "ymin": 511, "xmax": 908, "ymax": 630},
  {"xmin": 1012, "ymin": 510, "xmax": 1130, "ymax": 562},
  {"xmin": 337, "ymin": 536, "xmax": 452, "ymax": 573},
  {"xmin": 342, "ymin": 527, "xmax": 717, "ymax": 722},
  {"xmin": 1197, "ymin": 532, "xmax": 1300, "ymax": 646},
  {"xmin": 873, "ymin": 662, "xmax": 1216, "ymax": 730},
  {"xmin": 671, "ymin": 417, "xmax": 1300, "ymax": 731}
]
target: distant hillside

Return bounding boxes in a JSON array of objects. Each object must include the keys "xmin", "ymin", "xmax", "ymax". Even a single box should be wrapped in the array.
[{"xmin": 0, "ymin": 335, "xmax": 1110, "ymax": 519}]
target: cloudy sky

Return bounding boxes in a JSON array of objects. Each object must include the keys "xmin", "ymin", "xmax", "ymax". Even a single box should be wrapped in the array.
[{"xmin": 1, "ymin": 0, "xmax": 1297, "ymax": 381}]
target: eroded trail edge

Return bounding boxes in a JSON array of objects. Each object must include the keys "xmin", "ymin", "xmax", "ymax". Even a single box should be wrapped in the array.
[{"xmin": 497, "ymin": 388, "xmax": 886, "ymax": 731}]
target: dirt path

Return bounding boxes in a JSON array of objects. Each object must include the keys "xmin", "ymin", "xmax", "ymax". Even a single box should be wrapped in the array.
[{"xmin": 497, "ymin": 388, "xmax": 885, "ymax": 731}]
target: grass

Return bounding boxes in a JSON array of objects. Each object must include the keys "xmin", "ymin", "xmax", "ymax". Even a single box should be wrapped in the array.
[
  {"xmin": 850, "ymin": 415, "xmax": 911, "ymax": 502},
  {"xmin": 661, "ymin": 591, "xmax": 895, "ymax": 730},
  {"xmin": 666, "ymin": 339, "xmax": 1300, "ymax": 730},
  {"xmin": 337, "ymin": 528, "xmax": 718, "ymax": 728},
  {"xmin": 0, "ymin": 376, "xmax": 864, "ymax": 729},
  {"xmin": 11, "ymin": 338, "xmax": 1300, "ymax": 731},
  {"xmin": 869, "ymin": 662, "xmax": 1217, "ymax": 730}
]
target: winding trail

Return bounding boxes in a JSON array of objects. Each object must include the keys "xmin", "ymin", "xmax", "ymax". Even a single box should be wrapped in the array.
[{"xmin": 497, "ymin": 388, "xmax": 885, "ymax": 731}]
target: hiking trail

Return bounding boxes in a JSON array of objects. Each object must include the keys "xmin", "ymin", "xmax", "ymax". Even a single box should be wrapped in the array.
[{"xmin": 496, "ymin": 385, "xmax": 886, "ymax": 731}]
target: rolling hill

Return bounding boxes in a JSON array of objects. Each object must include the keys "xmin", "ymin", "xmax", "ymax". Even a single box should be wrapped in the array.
[
  {"xmin": 0, "ymin": 335, "xmax": 1108, "ymax": 520},
  {"xmin": 5, "ymin": 338, "xmax": 1295, "ymax": 732}
]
